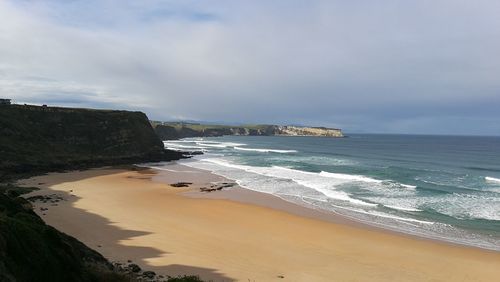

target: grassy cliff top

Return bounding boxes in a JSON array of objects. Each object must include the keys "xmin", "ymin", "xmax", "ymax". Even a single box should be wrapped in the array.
[
  {"xmin": 150, "ymin": 121, "xmax": 275, "ymax": 131},
  {"xmin": 0, "ymin": 104, "xmax": 182, "ymax": 179}
]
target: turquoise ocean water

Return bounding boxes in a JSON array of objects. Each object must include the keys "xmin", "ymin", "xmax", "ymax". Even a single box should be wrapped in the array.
[{"xmin": 162, "ymin": 134, "xmax": 500, "ymax": 250}]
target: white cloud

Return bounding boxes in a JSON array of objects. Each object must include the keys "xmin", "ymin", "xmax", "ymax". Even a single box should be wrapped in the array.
[{"xmin": 1, "ymin": 0, "xmax": 499, "ymax": 134}]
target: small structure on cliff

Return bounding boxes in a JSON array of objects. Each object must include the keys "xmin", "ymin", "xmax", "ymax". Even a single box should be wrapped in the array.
[{"xmin": 0, "ymin": 98, "xmax": 11, "ymax": 105}]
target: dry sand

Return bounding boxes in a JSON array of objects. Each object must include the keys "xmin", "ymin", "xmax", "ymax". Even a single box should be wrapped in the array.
[{"xmin": 19, "ymin": 164, "xmax": 500, "ymax": 282}]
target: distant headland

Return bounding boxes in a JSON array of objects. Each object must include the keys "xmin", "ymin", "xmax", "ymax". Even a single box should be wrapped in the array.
[{"xmin": 151, "ymin": 121, "xmax": 344, "ymax": 140}]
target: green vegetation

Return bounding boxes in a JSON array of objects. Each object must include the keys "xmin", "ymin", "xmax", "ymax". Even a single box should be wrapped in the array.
[
  {"xmin": 0, "ymin": 186, "xmax": 123, "ymax": 281},
  {"xmin": 0, "ymin": 104, "xmax": 202, "ymax": 281},
  {"xmin": 151, "ymin": 121, "xmax": 343, "ymax": 140},
  {"xmin": 0, "ymin": 105, "xmax": 184, "ymax": 181},
  {"xmin": 151, "ymin": 121, "xmax": 278, "ymax": 140},
  {"xmin": 0, "ymin": 184, "xmax": 38, "ymax": 198},
  {"xmin": 0, "ymin": 185, "xmax": 205, "ymax": 281},
  {"xmin": 151, "ymin": 121, "xmax": 273, "ymax": 131}
]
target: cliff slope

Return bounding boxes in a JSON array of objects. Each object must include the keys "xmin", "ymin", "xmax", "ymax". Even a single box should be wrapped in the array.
[
  {"xmin": 151, "ymin": 122, "xmax": 343, "ymax": 140},
  {"xmin": 0, "ymin": 104, "xmax": 199, "ymax": 281},
  {"xmin": 0, "ymin": 105, "xmax": 184, "ymax": 179},
  {"xmin": 0, "ymin": 186, "xmax": 121, "ymax": 282}
]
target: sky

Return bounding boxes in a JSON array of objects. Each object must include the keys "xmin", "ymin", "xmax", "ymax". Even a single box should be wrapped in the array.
[{"xmin": 1, "ymin": 0, "xmax": 499, "ymax": 135}]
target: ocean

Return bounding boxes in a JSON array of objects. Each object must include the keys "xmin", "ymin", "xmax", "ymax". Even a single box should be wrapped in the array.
[{"xmin": 163, "ymin": 134, "xmax": 500, "ymax": 250}]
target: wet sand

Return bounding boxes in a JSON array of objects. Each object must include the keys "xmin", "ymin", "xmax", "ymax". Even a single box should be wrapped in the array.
[{"xmin": 19, "ymin": 164, "xmax": 500, "ymax": 281}]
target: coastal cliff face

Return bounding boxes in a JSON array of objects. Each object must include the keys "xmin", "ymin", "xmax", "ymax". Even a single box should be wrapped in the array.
[
  {"xmin": 0, "ymin": 186, "xmax": 118, "ymax": 282},
  {"xmin": 274, "ymin": 126, "xmax": 343, "ymax": 137},
  {"xmin": 151, "ymin": 122, "xmax": 344, "ymax": 140},
  {"xmin": 0, "ymin": 104, "xmax": 184, "ymax": 179},
  {"xmin": 0, "ymin": 104, "xmax": 196, "ymax": 281}
]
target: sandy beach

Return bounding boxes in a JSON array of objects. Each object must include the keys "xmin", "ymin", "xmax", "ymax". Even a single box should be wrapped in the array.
[{"xmin": 19, "ymin": 164, "xmax": 500, "ymax": 282}]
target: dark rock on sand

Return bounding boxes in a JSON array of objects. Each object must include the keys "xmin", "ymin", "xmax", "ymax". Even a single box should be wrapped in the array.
[
  {"xmin": 128, "ymin": 263, "xmax": 141, "ymax": 273},
  {"xmin": 170, "ymin": 182, "xmax": 193, "ymax": 187},
  {"xmin": 143, "ymin": 271, "xmax": 156, "ymax": 279},
  {"xmin": 200, "ymin": 182, "xmax": 236, "ymax": 192}
]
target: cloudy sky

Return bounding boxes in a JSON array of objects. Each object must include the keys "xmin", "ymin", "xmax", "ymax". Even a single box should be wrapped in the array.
[{"xmin": 1, "ymin": 0, "xmax": 499, "ymax": 135}]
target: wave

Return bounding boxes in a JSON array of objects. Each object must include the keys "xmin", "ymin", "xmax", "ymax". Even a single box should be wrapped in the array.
[
  {"xmin": 165, "ymin": 139, "xmax": 201, "ymax": 143},
  {"xmin": 195, "ymin": 143, "xmax": 227, "ymax": 148},
  {"xmin": 234, "ymin": 147, "xmax": 298, "ymax": 153},
  {"xmin": 195, "ymin": 141, "xmax": 246, "ymax": 148},
  {"xmin": 319, "ymin": 171, "xmax": 382, "ymax": 183},
  {"xmin": 196, "ymin": 160, "xmax": 378, "ymax": 207},
  {"xmin": 180, "ymin": 158, "xmax": 467, "ymax": 236},
  {"xmin": 367, "ymin": 211, "xmax": 434, "ymax": 225},
  {"xmin": 400, "ymin": 183, "xmax": 417, "ymax": 189},
  {"xmin": 485, "ymin": 176, "xmax": 500, "ymax": 183},
  {"xmin": 192, "ymin": 159, "xmax": 427, "ymax": 211},
  {"xmin": 324, "ymin": 203, "xmax": 433, "ymax": 224},
  {"xmin": 163, "ymin": 143, "xmax": 208, "ymax": 150},
  {"xmin": 414, "ymin": 193, "xmax": 500, "ymax": 221},
  {"xmin": 192, "ymin": 140, "xmax": 221, "ymax": 143},
  {"xmin": 379, "ymin": 181, "xmax": 417, "ymax": 190},
  {"xmin": 384, "ymin": 205, "xmax": 422, "ymax": 212},
  {"xmin": 466, "ymin": 166, "xmax": 500, "ymax": 173}
]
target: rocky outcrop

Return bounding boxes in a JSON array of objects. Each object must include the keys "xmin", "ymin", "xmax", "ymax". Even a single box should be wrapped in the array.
[
  {"xmin": 0, "ymin": 105, "xmax": 186, "ymax": 180},
  {"xmin": 151, "ymin": 122, "xmax": 343, "ymax": 140}
]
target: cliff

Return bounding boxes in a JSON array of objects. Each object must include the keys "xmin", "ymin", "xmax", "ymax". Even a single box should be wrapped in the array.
[
  {"xmin": 151, "ymin": 122, "xmax": 344, "ymax": 140},
  {"xmin": 0, "ymin": 104, "xmax": 185, "ymax": 180},
  {"xmin": 0, "ymin": 186, "xmax": 121, "ymax": 282},
  {"xmin": 0, "ymin": 104, "xmax": 199, "ymax": 281},
  {"xmin": 0, "ymin": 185, "xmax": 203, "ymax": 281},
  {"xmin": 274, "ymin": 126, "xmax": 344, "ymax": 137}
]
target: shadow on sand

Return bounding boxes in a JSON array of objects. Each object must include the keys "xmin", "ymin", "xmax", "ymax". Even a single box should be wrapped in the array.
[{"xmin": 21, "ymin": 168, "xmax": 236, "ymax": 282}]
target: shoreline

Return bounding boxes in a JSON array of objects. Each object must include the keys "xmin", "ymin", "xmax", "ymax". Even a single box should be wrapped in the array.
[
  {"xmin": 19, "ymin": 164, "xmax": 500, "ymax": 281},
  {"xmin": 176, "ymin": 162, "xmax": 499, "ymax": 252}
]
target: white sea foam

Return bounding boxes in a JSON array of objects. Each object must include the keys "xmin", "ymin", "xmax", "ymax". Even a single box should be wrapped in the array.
[
  {"xmin": 204, "ymin": 141, "xmax": 247, "ymax": 146},
  {"xmin": 191, "ymin": 159, "xmax": 426, "ymax": 211},
  {"xmin": 301, "ymin": 195, "xmax": 329, "ymax": 203},
  {"xmin": 179, "ymin": 158, "xmax": 479, "ymax": 243},
  {"xmin": 192, "ymin": 140, "xmax": 220, "ymax": 143},
  {"xmin": 195, "ymin": 159, "xmax": 377, "ymax": 207},
  {"xmin": 400, "ymin": 183, "xmax": 417, "ymax": 189},
  {"xmin": 163, "ymin": 143, "xmax": 208, "ymax": 150},
  {"xmin": 378, "ymin": 181, "xmax": 417, "ymax": 191},
  {"xmin": 367, "ymin": 211, "xmax": 434, "ymax": 224},
  {"xmin": 332, "ymin": 206, "xmax": 434, "ymax": 224},
  {"xmin": 468, "ymin": 209, "xmax": 500, "ymax": 221},
  {"xmin": 320, "ymin": 203, "xmax": 434, "ymax": 225},
  {"xmin": 268, "ymin": 155, "xmax": 358, "ymax": 166},
  {"xmin": 195, "ymin": 141, "xmax": 247, "ymax": 148},
  {"xmin": 195, "ymin": 143, "xmax": 227, "ymax": 148},
  {"xmin": 234, "ymin": 147, "xmax": 298, "ymax": 153},
  {"xmin": 319, "ymin": 171, "xmax": 382, "ymax": 183},
  {"xmin": 485, "ymin": 176, "xmax": 500, "ymax": 183},
  {"xmin": 177, "ymin": 137, "xmax": 500, "ymax": 251},
  {"xmin": 417, "ymin": 194, "xmax": 500, "ymax": 221},
  {"xmin": 164, "ymin": 139, "xmax": 200, "ymax": 143},
  {"xmin": 384, "ymin": 205, "xmax": 422, "ymax": 212}
]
